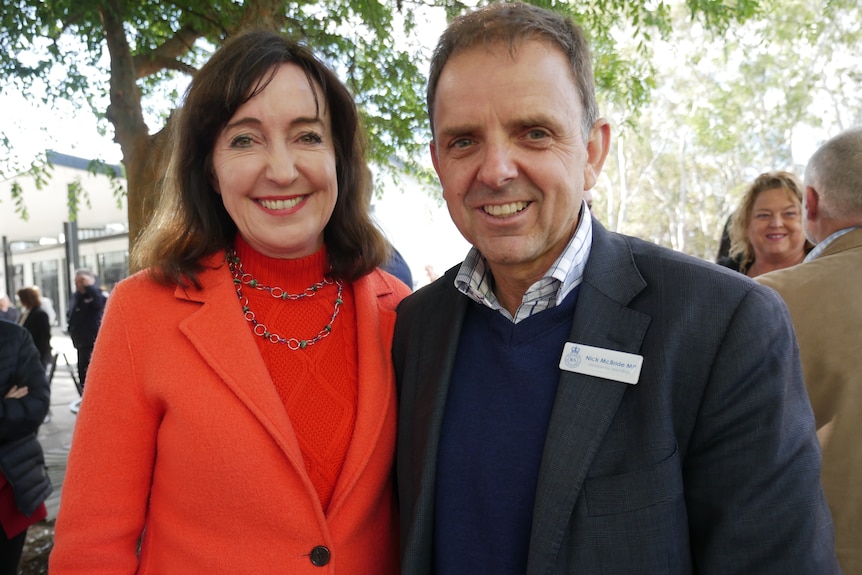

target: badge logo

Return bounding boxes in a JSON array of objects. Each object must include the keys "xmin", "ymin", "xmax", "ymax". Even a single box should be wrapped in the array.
[{"xmin": 563, "ymin": 345, "xmax": 581, "ymax": 369}]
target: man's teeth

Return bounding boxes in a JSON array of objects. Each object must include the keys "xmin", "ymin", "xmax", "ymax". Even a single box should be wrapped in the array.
[
  {"xmin": 259, "ymin": 197, "xmax": 302, "ymax": 210},
  {"xmin": 483, "ymin": 201, "xmax": 528, "ymax": 217}
]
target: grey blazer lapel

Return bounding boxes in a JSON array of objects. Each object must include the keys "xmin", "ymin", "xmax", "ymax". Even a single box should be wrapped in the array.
[
  {"xmin": 399, "ymin": 273, "xmax": 469, "ymax": 571},
  {"xmin": 528, "ymin": 221, "xmax": 652, "ymax": 573}
]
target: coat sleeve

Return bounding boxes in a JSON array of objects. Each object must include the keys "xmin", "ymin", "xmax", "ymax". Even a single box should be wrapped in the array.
[
  {"xmin": 684, "ymin": 285, "xmax": 839, "ymax": 573},
  {"xmin": 50, "ymin": 285, "xmax": 161, "ymax": 574},
  {"xmin": 0, "ymin": 324, "xmax": 50, "ymax": 440}
]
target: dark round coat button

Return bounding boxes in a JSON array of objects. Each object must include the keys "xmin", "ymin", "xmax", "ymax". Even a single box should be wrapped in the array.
[{"xmin": 310, "ymin": 545, "xmax": 331, "ymax": 567}]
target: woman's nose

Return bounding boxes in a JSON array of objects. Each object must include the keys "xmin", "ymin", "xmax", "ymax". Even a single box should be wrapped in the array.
[{"xmin": 266, "ymin": 145, "xmax": 299, "ymax": 184}]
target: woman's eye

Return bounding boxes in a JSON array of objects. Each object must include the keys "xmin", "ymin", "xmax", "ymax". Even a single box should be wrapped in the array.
[
  {"xmin": 229, "ymin": 135, "xmax": 254, "ymax": 148},
  {"xmin": 300, "ymin": 132, "xmax": 323, "ymax": 144}
]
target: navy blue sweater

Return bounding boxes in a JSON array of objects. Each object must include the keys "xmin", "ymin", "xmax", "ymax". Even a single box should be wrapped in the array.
[{"xmin": 433, "ymin": 287, "xmax": 579, "ymax": 574}]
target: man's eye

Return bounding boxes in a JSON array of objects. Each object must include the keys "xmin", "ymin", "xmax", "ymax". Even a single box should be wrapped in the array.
[
  {"xmin": 451, "ymin": 138, "xmax": 472, "ymax": 149},
  {"xmin": 526, "ymin": 129, "xmax": 548, "ymax": 140}
]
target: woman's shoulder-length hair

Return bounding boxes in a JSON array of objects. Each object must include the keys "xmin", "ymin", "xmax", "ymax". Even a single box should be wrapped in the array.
[
  {"xmin": 133, "ymin": 29, "xmax": 388, "ymax": 288},
  {"xmin": 727, "ymin": 170, "xmax": 812, "ymax": 269},
  {"xmin": 16, "ymin": 286, "xmax": 41, "ymax": 309}
]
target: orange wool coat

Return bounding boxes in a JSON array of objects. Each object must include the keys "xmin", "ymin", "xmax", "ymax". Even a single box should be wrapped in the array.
[{"xmin": 50, "ymin": 252, "xmax": 410, "ymax": 574}]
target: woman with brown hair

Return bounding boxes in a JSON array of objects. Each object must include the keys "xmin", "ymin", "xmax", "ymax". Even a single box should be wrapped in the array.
[
  {"xmin": 51, "ymin": 30, "xmax": 408, "ymax": 574},
  {"xmin": 720, "ymin": 171, "xmax": 813, "ymax": 277},
  {"xmin": 15, "ymin": 287, "xmax": 52, "ymax": 371}
]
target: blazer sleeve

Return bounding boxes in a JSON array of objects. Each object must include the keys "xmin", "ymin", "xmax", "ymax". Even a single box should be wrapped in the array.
[{"xmin": 684, "ymin": 285, "xmax": 838, "ymax": 573}]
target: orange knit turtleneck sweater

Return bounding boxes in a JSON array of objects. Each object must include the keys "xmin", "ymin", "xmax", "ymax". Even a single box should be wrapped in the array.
[{"xmin": 233, "ymin": 237, "xmax": 357, "ymax": 512}]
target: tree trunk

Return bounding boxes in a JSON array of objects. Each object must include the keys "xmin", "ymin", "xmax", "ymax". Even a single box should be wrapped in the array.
[
  {"xmin": 100, "ymin": 0, "xmax": 168, "ymax": 270},
  {"xmin": 125, "ymin": 130, "xmax": 170, "ymax": 263}
]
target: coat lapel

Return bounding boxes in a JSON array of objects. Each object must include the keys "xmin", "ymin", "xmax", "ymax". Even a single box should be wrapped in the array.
[
  {"xmin": 327, "ymin": 272, "xmax": 399, "ymax": 516},
  {"xmin": 404, "ymin": 273, "xmax": 469, "ymax": 566},
  {"xmin": 527, "ymin": 221, "xmax": 652, "ymax": 573},
  {"xmin": 174, "ymin": 252, "xmax": 305, "ymax": 470}
]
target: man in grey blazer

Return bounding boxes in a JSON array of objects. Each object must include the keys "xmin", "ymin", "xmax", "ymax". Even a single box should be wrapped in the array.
[
  {"xmin": 757, "ymin": 126, "xmax": 862, "ymax": 575},
  {"xmin": 392, "ymin": 3, "xmax": 839, "ymax": 573}
]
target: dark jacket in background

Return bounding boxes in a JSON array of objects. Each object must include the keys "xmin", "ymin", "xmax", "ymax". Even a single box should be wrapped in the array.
[
  {"xmin": 0, "ymin": 322, "xmax": 52, "ymax": 516},
  {"xmin": 67, "ymin": 285, "xmax": 106, "ymax": 349},
  {"xmin": 20, "ymin": 306, "xmax": 52, "ymax": 369},
  {"xmin": 716, "ymin": 254, "xmax": 745, "ymax": 274}
]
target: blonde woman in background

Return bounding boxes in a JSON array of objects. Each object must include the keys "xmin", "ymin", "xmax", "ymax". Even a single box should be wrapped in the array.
[{"xmin": 719, "ymin": 171, "xmax": 813, "ymax": 277}]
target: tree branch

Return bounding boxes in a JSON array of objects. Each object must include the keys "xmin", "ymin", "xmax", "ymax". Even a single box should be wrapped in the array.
[{"xmin": 133, "ymin": 24, "xmax": 202, "ymax": 79}]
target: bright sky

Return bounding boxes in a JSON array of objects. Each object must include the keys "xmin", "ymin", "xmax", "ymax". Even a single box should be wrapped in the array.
[{"xmin": 0, "ymin": 90, "xmax": 123, "ymax": 171}]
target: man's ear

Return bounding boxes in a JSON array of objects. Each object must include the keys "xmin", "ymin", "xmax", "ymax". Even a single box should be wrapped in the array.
[
  {"xmin": 583, "ymin": 119, "xmax": 611, "ymax": 191},
  {"xmin": 804, "ymin": 186, "xmax": 819, "ymax": 221}
]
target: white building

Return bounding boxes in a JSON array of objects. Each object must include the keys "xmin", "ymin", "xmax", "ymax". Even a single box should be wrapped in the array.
[{"xmin": 1, "ymin": 152, "xmax": 129, "ymax": 327}]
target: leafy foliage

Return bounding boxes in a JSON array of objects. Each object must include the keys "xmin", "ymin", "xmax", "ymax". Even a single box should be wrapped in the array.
[
  {"xmin": 1, "ymin": 0, "xmax": 766, "ymax": 254},
  {"xmin": 595, "ymin": 0, "xmax": 862, "ymax": 259}
]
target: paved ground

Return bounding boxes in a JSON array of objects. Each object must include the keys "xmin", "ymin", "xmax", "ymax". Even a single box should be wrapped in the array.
[{"xmin": 37, "ymin": 329, "xmax": 80, "ymax": 521}]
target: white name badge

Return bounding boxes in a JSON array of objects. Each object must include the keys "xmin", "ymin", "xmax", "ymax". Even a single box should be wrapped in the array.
[{"xmin": 559, "ymin": 342, "xmax": 643, "ymax": 385}]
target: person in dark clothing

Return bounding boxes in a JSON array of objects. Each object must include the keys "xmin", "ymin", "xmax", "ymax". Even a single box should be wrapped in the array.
[
  {"xmin": 67, "ymin": 269, "xmax": 106, "ymax": 392},
  {"xmin": 15, "ymin": 287, "xmax": 52, "ymax": 370},
  {"xmin": 393, "ymin": 4, "xmax": 839, "ymax": 574},
  {"xmin": 0, "ymin": 321, "xmax": 52, "ymax": 575}
]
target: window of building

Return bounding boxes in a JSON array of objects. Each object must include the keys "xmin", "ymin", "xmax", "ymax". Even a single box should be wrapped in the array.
[
  {"xmin": 97, "ymin": 251, "xmax": 129, "ymax": 293},
  {"xmin": 32, "ymin": 259, "xmax": 60, "ymax": 325}
]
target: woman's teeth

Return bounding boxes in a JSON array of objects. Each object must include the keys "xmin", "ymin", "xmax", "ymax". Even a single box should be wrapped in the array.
[{"xmin": 259, "ymin": 197, "xmax": 302, "ymax": 210}]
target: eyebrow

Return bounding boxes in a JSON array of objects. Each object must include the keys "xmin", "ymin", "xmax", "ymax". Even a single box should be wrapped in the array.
[
  {"xmin": 754, "ymin": 206, "xmax": 800, "ymax": 214},
  {"xmin": 223, "ymin": 115, "xmax": 325, "ymax": 132},
  {"xmin": 435, "ymin": 122, "xmax": 476, "ymax": 139},
  {"xmin": 437, "ymin": 113, "xmax": 561, "ymax": 138}
]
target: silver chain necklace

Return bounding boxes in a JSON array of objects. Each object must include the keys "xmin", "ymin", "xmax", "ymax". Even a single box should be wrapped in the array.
[{"xmin": 227, "ymin": 250, "xmax": 343, "ymax": 350}]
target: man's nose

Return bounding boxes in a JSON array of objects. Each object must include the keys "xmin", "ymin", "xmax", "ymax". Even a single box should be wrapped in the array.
[{"xmin": 476, "ymin": 141, "xmax": 518, "ymax": 189}]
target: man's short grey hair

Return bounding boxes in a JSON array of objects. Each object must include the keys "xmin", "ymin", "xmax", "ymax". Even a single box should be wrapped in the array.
[{"xmin": 805, "ymin": 126, "xmax": 862, "ymax": 218}]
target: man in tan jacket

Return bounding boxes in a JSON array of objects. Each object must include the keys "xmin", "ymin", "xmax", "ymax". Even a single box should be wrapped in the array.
[{"xmin": 758, "ymin": 125, "xmax": 862, "ymax": 575}]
